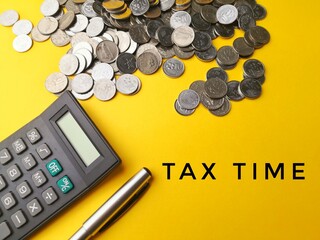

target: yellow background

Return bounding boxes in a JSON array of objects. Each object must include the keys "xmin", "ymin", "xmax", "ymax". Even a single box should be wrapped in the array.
[{"xmin": 1, "ymin": 1, "xmax": 320, "ymax": 239}]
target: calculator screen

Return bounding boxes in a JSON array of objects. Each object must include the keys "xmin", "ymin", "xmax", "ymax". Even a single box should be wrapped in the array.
[{"xmin": 57, "ymin": 111, "xmax": 100, "ymax": 167}]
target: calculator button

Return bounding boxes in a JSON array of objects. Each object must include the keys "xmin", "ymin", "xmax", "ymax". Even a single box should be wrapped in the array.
[
  {"xmin": 46, "ymin": 159, "xmax": 63, "ymax": 177},
  {"xmin": 26, "ymin": 128, "xmax": 41, "ymax": 144},
  {"xmin": 12, "ymin": 138, "xmax": 27, "ymax": 155},
  {"xmin": 26, "ymin": 199, "xmax": 43, "ymax": 217},
  {"xmin": 1, "ymin": 192, "xmax": 16, "ymax": 210},
  {"xmin": 0, "ymin": 222, "xmax": 12, "ymax": 240},
  {"xmin": 6, "ymin": 165, "xmax": 22, "ymax": 182},
  {"xmin": 16, "ymin": 181, "xmax": 32, "ymax": 199},
  {"xmin": 32, "ymin": 170, "xmax": 47, "ymax": 187},
  {"xmin": 21, "ymin": 154, "xmax": 37, "ymax": 170},
  {"xmin": 57, "ymin": 176, "xmax": 74, "ymax": 194},
  {"xmin": 0, "ymin": 149, "xmax": 12, "ymax": 165},
  {"xmin": 42, "ymin": 187, "xmax": 58, "ymax": 205},
  {"xmin": 36, "ymin": 144, "xmax": 51, "ymax": 159},
  {"xmin": 11, "ymin": 210, "xmax": 27, "ymax": 229},
  {"xmin": 0, "ymin": 175, "xmax": 7, "ymax": 192}
]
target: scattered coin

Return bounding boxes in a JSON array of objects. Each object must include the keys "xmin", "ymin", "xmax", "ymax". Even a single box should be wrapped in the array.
[
  {"xmin": 163, "ymin": 58, "xmax": 185, "ymax": 78},
  {"xmin": 93, "ymin": 79, "xmax": 117, "ymax": 101},
  {"xmin": 59, "ymin": 54, "xmax": 79, "ymax": 76},
  {"xmin": 178, "ymin": 89, "xmax": 200, "ymax": 110},
  {"xmin": 116, "ymin": 74, "xmax": 141, "ymax": 95},
  {"xmin": 239, "ymin": 78, "xmax": 262, "ymax": 99},
  {"xmin": 216, "ymin": 4, "xmax": 238, "ymax": 25},
  {"xmin": 71, "ymin": 73, "xmax": 94, "ymax": 93},
  {"xmin": 31, "ymin": 26, "xmax": 50, "ymax": 42},
  {"xmin": 116, "ymin": 53, "xmax": 137, "ymax": 74},
  {"xmin": 12, "ymin": 19, "xmax": 33, "ymax": 35},
  {"xmin": 45, "ymin": 72, "xmax": 69, "ymax": 94},
  {"xmin": 209, "ymin": 97, "xmax": 231, "ymax": 116},
  {"xmin": 0, "ymin": 10, "xmax": 19, "ymax": 27},
  {"xmin": 12, "ymin": 34, "xmax": 33, "ymax": 52},
  {"xmin": 92, "ymin": 62, "xmax": 114, "ymax": 81},
  {"xmin": 37, "ymin": 17, "xmax": 59, "ymax": 35}
]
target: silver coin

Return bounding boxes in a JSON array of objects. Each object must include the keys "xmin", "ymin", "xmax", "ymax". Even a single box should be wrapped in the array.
[
  {"xmin": 81, "ymin": 0, "xmax": 98, "ymax": 18},
  {"xmin": 209, "ymin": 97, "xmax": 231, "ymax": 116},
  {"xmin": 73, "ymin": 41, "xmax": 93, "ymax": 53},
  {"xmin": 102, "ymin": 32, "xmax": 114, "ymax": 42},
  {"xmin": 51, "ymin": 29, "xmax": 71, "ymax": 47},
  {"xmin": 116, "ymin": 31, "xmax": 131, "ymax": 53},
  {"xmin": 59, "ymin": 54, "xmax": 79, "ymax": 75},
  {"xmin": 172, "ymin": 26, "xmax": 195, "ymax": 48},
  {"xmin": 74, "ymin": 48, "xmax": 93, "ymax": 69},
  {"xmin": 130, "ymin": 0, "xmax": 150, "ymax": 16},
  {"xmin": 45, "ymin": 72, "xmax": 69, "ymax": 94},
  {"xmin": 178, "ymin": 89, "xmax": 200, "ymax": 110},
  {"xmin": 12, "ymin": 34, "xmax": 33, "ymax": 52},
  {"xmin": 137, "ymin": 51, "xmax": 160, "ymax": 75},
  {"xmin": 160, "ymin": 0, "xmax": 175, "ymax": 11},
  {"xmin": 157, "ymin": 45, "xmax": 175, "ymax": 59},
  {"xmin": 204, "ymin": 78, "xmax": 228, "ymax": 99},
  {"xmin": 94, "ymin": 79, "xmax": 117, "ymax": 101},
  {"xmin": 145, "ymin": 49, "xmax": 162, "ymax": 67},
  {"xmin": 105, "ymin": 30, "xmax": 119, "ymax": 45},
  {"xmin": 116, "ymin": 74, "xmax": 140, "ymax": 95},
  {"xmin": 92, "ymin": 63, "xmax": 114, "ymax": 81},
  {"xmin": 59, "ymin": 10, "xmax": 76, "ymax": 30},
  {"xmin": 72, "ymin": 89, "xmax": 94, "ymax": 100},
  {"xmin": 163, "ymin": 58, "xmax": 185, "ymax": 78},
  {"xmin": 96, "ymin": 40, "xmax": 119, "ymax": 63},
  {"xmin": 189, "ymin": 80, "xmax": 205, "ymax": 96},
  {"xmin": 37, "ymin": 17, "xmax": 59, "ymax": 35},
  {"xmin": 40, "ymin": 0, "xmax": 60, "ymax": 16},
  {"xmin": 74, "ymin": 53, "xmax": 88, "ymax": 74},
  {"xmin": 86, "ymin": 17, "xmax": 104, "ymax": 37},
  {"xmin": 200, "ymin": 93, "xmax": 225, "ymax": 110},
  {"xmin": 52, "ymin": 8, "xmax": 64, "ymax": 21},
  {"xmin": 69, "ymin": 14, "xmax": 89, "ymax": 33},
  {"xmin": 170, "ymin": 11, "xmax": 192, "ymax": 29},
  {"xmin": 216, "ymin": 4, "xmax": 238, "ymax": 25},
  {"xmin": 0, "ymin": 10, "xmax": 19, "ymax": 27},
  {"xmin": 12, "ymin": 19, "xmax": 33, "ymax": 35},
  {"xmin": 31, "ymin": 26, "xmax": 50, "ymax": 42},
  {"xmin": 136, "ymin": 43, "xmax": 158, "ymax": 58},
  {"xmin": 71, "ymin": 73, "xmax": 93, "ymax": 94},
  {"xmin": 125, "ymin": 38, "xmax": 138, "ymax": 54},
  {"xmin": 65, "ymin": 0, "xmax": 81, "ymax": 14},
  {"xmin": 243, "ymin": 59, "xmax": 265, "ymax": 78},
  {"xmin": 174, "ymin": 99, "xmax": 195, "ymax": 116}
]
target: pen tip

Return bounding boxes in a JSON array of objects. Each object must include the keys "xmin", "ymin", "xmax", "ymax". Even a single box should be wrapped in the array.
[{"xmin": 143, "ymin": 167, "xmax": 152, "ymax": 176}]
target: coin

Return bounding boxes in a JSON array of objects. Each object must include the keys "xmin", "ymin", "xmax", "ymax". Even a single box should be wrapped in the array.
[
  {"xmin": 71, "ymin": 73, "xmax": 94, "ymax": 94},
  {"xmin": 192, "ymin": 31, "xmax": 212, "ymax": 51},
  {"xmin": 144, "ymin": 6, "xmax": 161, "ymax": 19},
  {"xmin": 74, "ymin": 53, "xmax": 88, "ymax": 74},
  {"xmin": 130, "ymin": 0, "xmax": 150, "ymax": 16},
  {"xmin": 51, "ymin": 29, "xmax": 71, "ymax": 47},
  {"xmin": 86, "ymin": 17, "xmax": 104, "ymax": 37},
  {"xmin": 156, "ymin": 25, "xmax": 174, "ymax": 47},
  {"xmin": 69, "ymin": 14, "xmax": 89, "ymax": 33},
  {"xmin": 209, "ymin": 97, "xmax": 231, "ymax": 116},
  {"xmin": 31, "ymin": 26, "xmax": 50, "ymax": 42},
  {"xmin": 200, "ymin": 93, "xmax": 225, "ymax": 110},
  {"xmin": 37, "ymin": 17, "xmax": 59, "ymax": 35},
  {"xmin": 226, "ymin": 80, "xmax": 245, "ymax": 101},
  {"xmin": 40, "ymin": 0, "xmax": 60, "ymax": 17},
  {"xmin": 94, "ymin": 79, "xmax": 117, "ymax": 101},
  {"xmin": 129, "ymin": 24, "xmax": 150, "ymax": 44},
  {"xmin": 0, "ymin": 10, "xmax": 19, "ymax": 27},
  {"xmin": 170, "ymin": 11, "xmax": 192, "ymax": 29},
  {"xmin": 74, "ymin": 48, "xmax": 93, "ymax": 69},
  {"xmin": 81, "ymin": 0, "xmax": 98, "ymax": 18},
  {"xmin": 200, "ymin": 5, "xmax": 217, "ymax": 24},
  {"xmin": 216, "ymin": 46, "xmax": 239, "ymax": 67},
  {"xmin": 160, "ymin": 0, "xmax": 175, "ymax": 11},
  {"xmin": 59, "ymin": 11, "xmax": 75, "ymax": 30},
  {"xmin": 163, "ymin": 58, "xmax": 185, "ymax": 78},
  {"xmin": 233, "ymin": 37, "xmax": 254, "ymax": 57},
  {"xmin": 248, "ymin": 25, "xmax": 270, "ymax": 45},
  {"xmin": 204, "ymin": 78, "xmax": 228, "ymax": 99},
  {"xmin": 191, "ymin": 13, "xmax": 211, "ymax": 31},
  {"xmin": 116, "ymin": 31, "xmax": 131, "ymax": 53},
  {"xmin": 92, "ymin": 62, "xmax": 114, "ymax": 81},
  {"xmin": 172, "ymin": 26, "xmax": 195, "ymax": 48},
  {"xmin": 137, "ymin": 51, "xmax": 160, "ymax": 75},
  {"xmin": 157, "ymin": 45, "xmax": 175, "ymax": 59},
  {"xmin": 126, "ymin": 37, "xmax": 138, "ymax": 54},
  {"xmin": 103, "ymin": 0, "xmax": 126, "ymax": 12},
  {"xmin": 195, "ymin": 45, "xmax": 217, "ymax": 62},
  {"xmin": 59, "ymin": 54, "xmax": 79, "ymax": 75},
  {"xmin": 72, "ymin": 89, "xmax": 94, "ymax": 100},
  {"xmin": 206, "ymin": 67, "xmax": 228, "ymax": 81},
  {"xmin": 178, "ymin": 89, "xmax": 200, "ymax": 110},
  {"xmin": 173, "ymin": 45, "xmax": 194, "ymax": 59},
  {"xmin": 216, "ymin": 4, "xmax": 238, "ymax": 24},
  {"xmin": 12, "ymin": 34, "xmax": 33, "ymax": 52},
  {"xmin": 189, "ymin": 80, "xmax": 205, "ymax": 96},
  {"xmin": 253, "ymin": 4, "xmax": 267, "ymax": 20},
  {"xmin": 243, "ymin": 59, "xmax": 265, "ymax": 78},
  {"xmin": 116, "ymin": 74, "xmax": 140, "ymax": 94},
  {"xmin": 174, "ymin": 99, "xmax": 196, "ymax": 116},
  {"xmin": 66, "ymin": 0, "xmax": 81, "ymax": 14},
  {"xmin": 12, "ymin": 20, "xmax": 33, "ymax": 35},
  {"xmin": 45, "ymin": 72, "xmax": 69, "ymax": 94},
  {"xmin": 214, "ymin": 23, "xmax": 234, "ymax": 38},
  {"xmin": 238, "ymin": 13, "xmax": 256, "ymax": 31},
  {"xmin": 96, "ymin": 40, "xmax": 119, "ymax": 63},
  {"xmin": 239, "ymin": 78, "xmax": 262, "ymax": 99},
  {"xmin": 116, "ymin": 53, "xmax": 137, "ymax": 74},
  {"xmin": 147, "ymin": 19, "xmax": 163, "ymax": 39}
]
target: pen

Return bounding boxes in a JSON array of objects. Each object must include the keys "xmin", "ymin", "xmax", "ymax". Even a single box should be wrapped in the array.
[{"xmin": 69, "ymin": 168, "xmax": 152, "ymax": 240}]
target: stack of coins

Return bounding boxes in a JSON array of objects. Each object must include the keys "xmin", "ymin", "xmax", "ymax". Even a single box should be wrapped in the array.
[
  {"xmin": 175, "ymin": 58, "xmax": 265, "ymax": 116},
  {"xmin": 1, "ymin": 0, "xmax": 270, "ymax": 116}
]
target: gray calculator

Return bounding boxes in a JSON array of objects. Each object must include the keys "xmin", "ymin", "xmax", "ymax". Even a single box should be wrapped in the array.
[{"xmin": 0, "ymin": 91, "xmax": 121, "ymax": 240}]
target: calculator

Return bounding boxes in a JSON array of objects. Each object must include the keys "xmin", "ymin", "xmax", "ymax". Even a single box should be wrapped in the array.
[{"xmin": 0, "ymin": 91, "xmax": 121, "ymax": 240}]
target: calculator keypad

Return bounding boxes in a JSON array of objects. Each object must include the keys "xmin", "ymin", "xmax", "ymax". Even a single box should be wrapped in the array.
[{"xmin": 0, "ymin": 127, "xmax": 75, "ymax": 239}]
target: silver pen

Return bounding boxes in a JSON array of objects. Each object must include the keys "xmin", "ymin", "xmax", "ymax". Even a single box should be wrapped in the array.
[{"xmin": 70, "ymin": 168, "xmax": 152, "ymax": 240}]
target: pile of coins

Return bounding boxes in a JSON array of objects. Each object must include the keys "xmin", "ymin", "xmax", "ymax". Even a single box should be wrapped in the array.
[
  {"xmin": 175, "ymin": 59, "xmax": 265, "ymax": 116},
  {"xmin": 0, "ymin": 0, "xmax": 270, "ymax": 115}
]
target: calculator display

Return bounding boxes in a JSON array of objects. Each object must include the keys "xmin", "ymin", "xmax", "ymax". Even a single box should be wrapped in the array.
[{"xmin": 57, "ymin": 111, "xmax": 100, "ymax": 167}]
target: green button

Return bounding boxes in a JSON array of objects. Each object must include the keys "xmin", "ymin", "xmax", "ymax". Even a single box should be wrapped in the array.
[
  {"xmin": 57, "ymin": 176, "xmax": 74, "ymax": 194},
  {"xmin": 46, "ymin": 159, "xmax": 63, "ymax": 177}
]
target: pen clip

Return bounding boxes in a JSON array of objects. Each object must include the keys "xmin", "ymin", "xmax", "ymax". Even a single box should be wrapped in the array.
[{"xmin": 98, "ymin": 182, "xmax": 150, "ymax": 233}]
